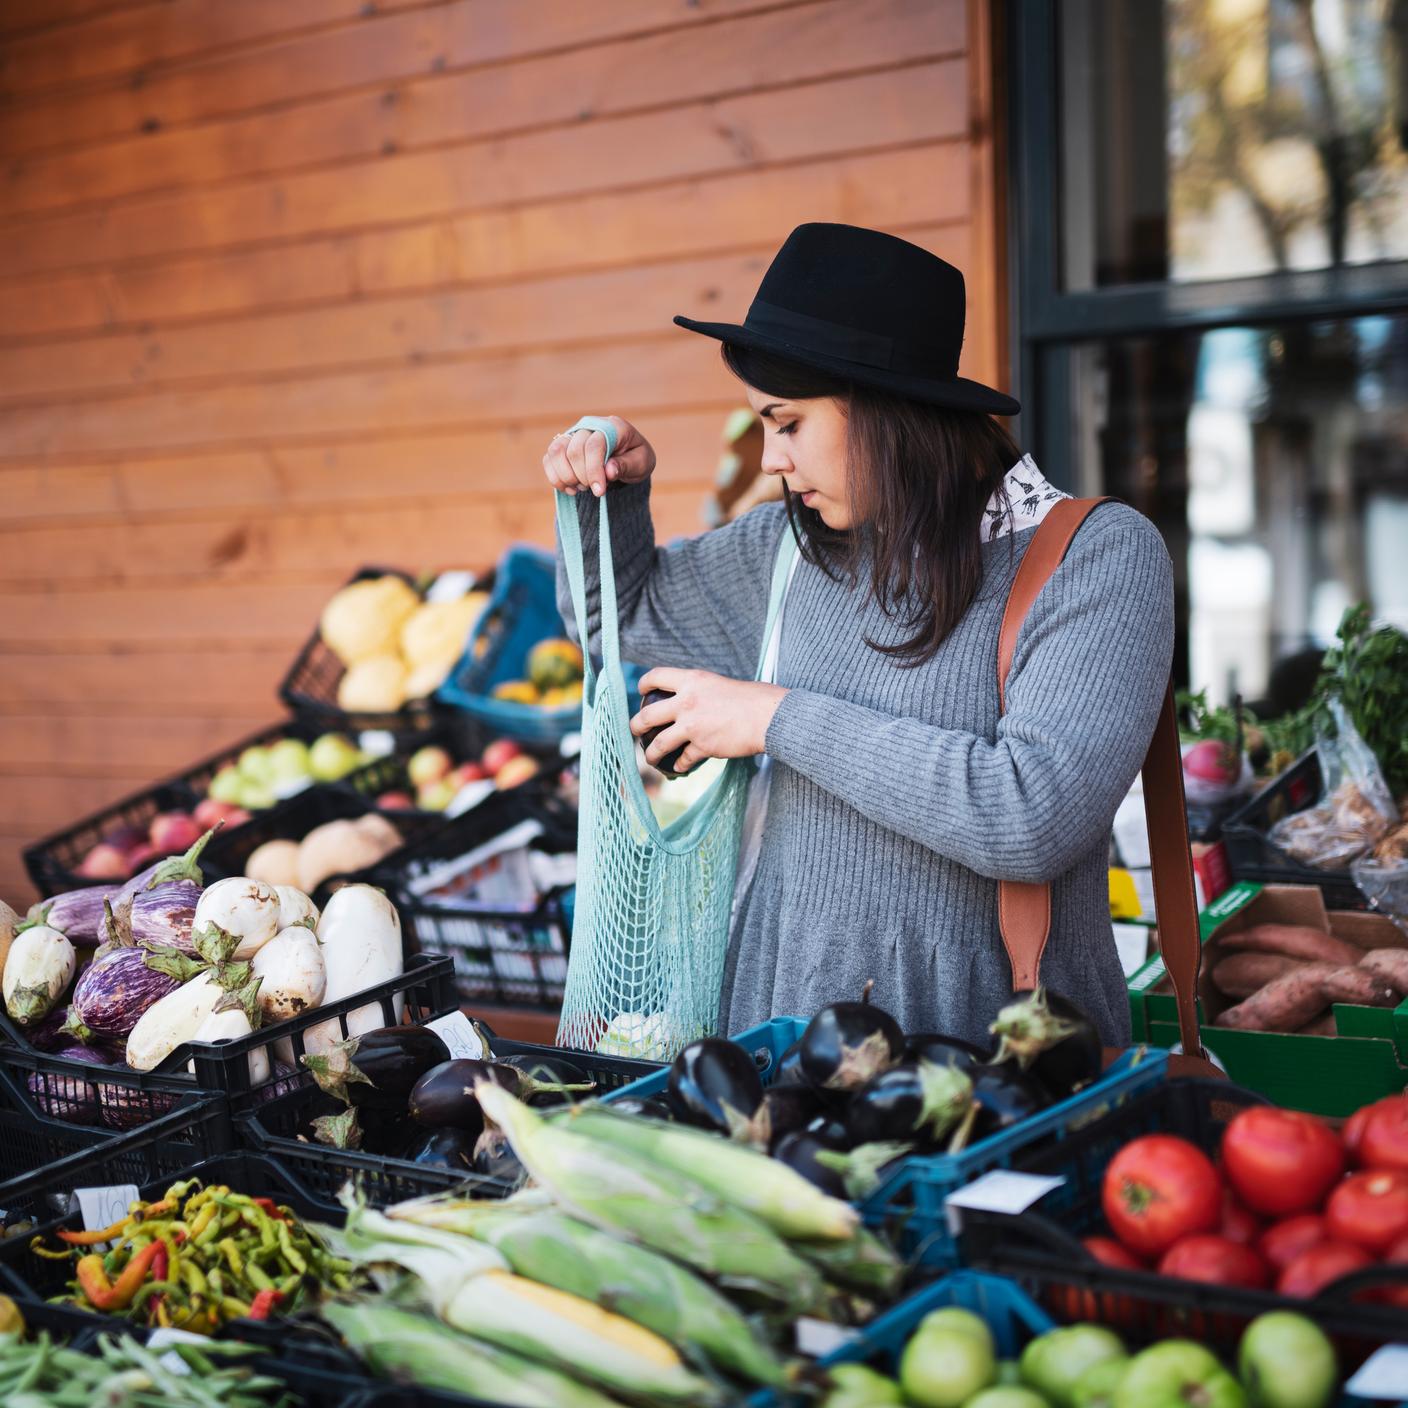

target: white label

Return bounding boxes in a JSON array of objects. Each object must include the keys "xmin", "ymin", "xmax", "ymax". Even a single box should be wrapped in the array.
[
  {"xmin": 427, "ymin": 1011, "xmax": 488, "ymax": 1060},
  {"xmin": 446, "ymin": 777, "xmax": 497, "ymax": 818},
  {"xmin": 943, "ymin": 1170, "xmax": 1066, "ymax": 1235},
  {"xmin": 355, "ymin": 729, "xmax": 397, "ymax": 759},
  {"xmin": 424, "ymin": 570, "xmax": 478, "ymax": 603},
  {"xmin": 72, "ymin": 1184, "xmax": 139, "ymax": 1241},
  {"xmin": 1346, "ymin": 1345, "xmax": 1408, "ymax": 1398},
  {"xmin": 559, "ymin": 732, "xmax": 583, "ymax": 759},
  {"xmin": 795, "ymin": 1318, "xmax": 861, "ymax": 1358},
  {"xmin": 148, "ymin": 1326, "xmax": 205, "ymax": 1375}
]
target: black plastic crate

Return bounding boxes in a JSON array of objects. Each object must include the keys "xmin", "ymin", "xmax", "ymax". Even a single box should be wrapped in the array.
[
  {"xmin": 280, "ymin": 565, "xmax": 489, "ymax": 736},
  {"xmin": 959, "ymin": 1077, "xmax": 1408, "ymax": 1364},
  {"xmin": 200, "ymin": 785, "xmax": 448, "ymax": 905},
  {"xmin": 485, "ymin": 1034, "xmax": 663, "ymax": 1093},
  {"xmin": 1221, "ymin": 749, "xmax": 1369, "ymax": 908}
]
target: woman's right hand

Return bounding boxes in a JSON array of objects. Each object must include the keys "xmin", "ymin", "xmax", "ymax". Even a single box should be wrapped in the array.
[{"xmin": 542, "ymin": 415, "xmax": 656, "ymax": 497}]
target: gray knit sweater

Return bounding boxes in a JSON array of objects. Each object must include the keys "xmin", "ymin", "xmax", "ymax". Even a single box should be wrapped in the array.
[{"xmin": 556, "ymin": 478, "xmax": 1174, "ymax": 1048}]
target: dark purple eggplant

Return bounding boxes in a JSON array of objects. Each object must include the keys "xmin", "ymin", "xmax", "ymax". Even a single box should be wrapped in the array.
[
  {"xmin": 904, "ymin": 1033, "xmax": 992, "ymax": 1074},
  {"xmin": 99, "ymin": 1078, "xmax": 181, "ymax": 1131},
  {"xmin": 846, "ymin": 1060, "xmax": 972, "ymax": 1147},
  {"xmin": 604, "ymin": 1095, "xmax": 675, "ymax": 1121},
  {"xmin": 771, "ymin": 1040, "xmax": 808, "ymax": 1087},
  {"xmin": 27, "ymin": 1005, "xmax": 79, "ymax": 1054},
  {"xmin": 666, "ymin": 1038, "xmax": 764, "ymax": 1137},
  {"xmin": 498, "ymin": 1052, "xmax": 596, "ymax": 1107},
  {"xmin": 639, "ymin": 689, "xmax": 688, "ymax": 778},
  {"xmin": 952, "ymin": 1062, "xmax": 1047, "ymax": 1149},
  {"xmin": 988, "ymin": 988, "xmax": 1102, "ymax": 1100},
  {"xmin": 798, "ymin": 990, "xmax": 904, "ymax": 1092},
  {"xmin": 302, "ymin": 1025, "xmax": 451, "ymax": 1108},
  {"xmin": 398, "ymin": 1125, "xmax": 478, "ymax": 1173},
  {"xmin": 409, "ymin": 1058, "xmax": 592, "ymax": 1135},
  {"xmin": 773, "ymin": 1131, "xmax": 849, "ymax": 1198},
  {"xmin": 126, "ymin": 880, "xmax": 201, "ymax": 956},
  {"xmin": 806, "ymin": 1111, "xmax": 855, "ymax": 1150},
  {"xmin": 749, "ymin": 1084, "xmax": 822, "ymax": 1152},
  {"xmin": 25, "ymin": 884, "xmax": 123, "ymax": 949},
  {"xmin": 26, "ymin": 1045, "xmax": 110, "ymax": 1124},
  {"xmin": 65, "ymin": 946, "xmax": 182, "ymax": 1043},
  {"xmin": 474, "ymin": 1127, "xmax": 527, "ymax": 1185}
]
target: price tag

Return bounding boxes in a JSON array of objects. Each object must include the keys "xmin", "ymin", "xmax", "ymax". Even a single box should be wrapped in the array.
[
  {"xmin": 1345, "ymin": 1344, "xmax": 1408, "ymax": 1399},
  {"xmin": 71, "ymin": 1184, "xmax": 139, "ymax": 1245},
  {"xmin": 794, "ymin": 1318, "xmax": 860, "ymax": 1358},
  {"xmin": 559, "ymin": 732, "xmax": 582, "ymax": 759},
  {"xmin": 427, "ymin": 1011, "xmax": 488, "ymax": 1060},
  {"xmin": 148, "ymin": 1326, "xmax": 206, "ymax": 1375},
  {"xmin": 943, "ymin": 1170, "xmax": 1065, "ymax": 1235},
  {"xmin": 355, "ymin": 729, "xmax": 397, "ymax": 759}
]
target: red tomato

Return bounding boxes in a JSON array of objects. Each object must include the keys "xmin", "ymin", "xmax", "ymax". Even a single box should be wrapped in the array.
[
  {"xmin": 1359, "ymin": 1100, "xmax": 1408, "ymax": 1173},
  {"xmin": 1258, "ymin": 1214, "xmax": 1329, "ymax": 1273},
  {"xmin": 1375, "ymin": 1234, "xmax": 1408, "ymax": 1309},
  {"xmin": 1343, "ymin": 1097, "xmax": 1405, "ymax": 1165},
  {"xmin": 1158, "ymin": 1233, "xmax": 1269, "ymax": 1290},
  {"xmin": 1083, "ymin": 1235, "xmax": 1146, "ymax": 1270},
  {"xmin": 1051, "ymin": 1237, "xmax": 1144, "ymax": 1328},
  {"xmin": 1217, "ymin": 1191, "xmax": 1264, "ymax": 1246},
  {"xmin": 1325, "ymin": 1169, "xmax": 1408, "ymax": 1253},
  {"xmin": 1276, "ymin": 1240, "xmax": 1373, "ymax": 1298},
  {"xmin": 1220, "ymin": 1107, "xmax": 1344, "ymax": 1217},
  {"xmin": 1101, "ymin": 1135, "xmax": 1222, "ymax": 1260}
]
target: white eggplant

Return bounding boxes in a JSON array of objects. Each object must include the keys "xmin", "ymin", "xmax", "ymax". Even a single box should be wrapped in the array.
[
  {"xmin": 274, "ymin": 886, "xmax": 319, "ymax": 932},
  {"xmin": 251, "ymin": 926, "xmax": 326, "ymax": 1023},
  {"xmin": 192, "ymin": 877, "xmax": 280, "ymax": 960},
  {"xmin": 3, "ymin": 924, "xmax": 76, "ymax": 1027},
  {"xmin": 303, "ymin": 885, "xmax": 404, "ymax": 1057},
  {"xmin": 0, "ymin": 899, "xmax": 20, "ymax": 978},
  {"xmin": 188, "ymin": 1006, "xmax": 270, "ymax": 1086},
  {"xmin": 126, "ymin": 970, "xmax": 234, "ymax": 1071}
]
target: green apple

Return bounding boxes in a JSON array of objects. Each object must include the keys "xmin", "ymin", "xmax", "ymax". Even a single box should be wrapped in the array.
[
  {"xmin": 237, "ymin": 780, "xmax": 276, "ymax": 811},
  {"xmin": 1113, "ymin": 1342, "xmax": 1245, "ymax": 1408},
  {"xmin": 309, "ymin": 732, "xmax": 363, "ymax": 782},
  {"xmin": 900, "ymin": 1326, "xmax": 996, "ymax": 1408},
  {"xmin": 418, "ymin": 778, "xmax": 457, "ymax": 812},
  {"xmin": 1021, "ymin": 1325, "xmax": 1126, "ymax": 1408},
  {"xmin": 238, "ymin": 744, "xmax": 273, "ymax": 784},
  {"xmin": 1072, "ymin": 1357, "xmax": 1129, "ymax": 1408},
  {"xmin": 968, "ymin": 1390, "xmax": 1051, "ymax": 1408},
  {"xmin": 915, "ymin": 1307, "xmax": 996, "ymax": 1355},
  {"xmin": 208, "ymin": 765, "xmax": 243, "ymax": 804},
  {"xmin": 268, "ymin": 737, "xmax": 312, "ymax": 783},
  {"xmin": 407, "ymin": 745, "xmax": 453, "ymax": 789},
  {"xmin": 1237, "ymin": 1312, "xmax": 1336, "ymax": 1408},
  {"xmin": 822, "ymin": 1363, "xmax": 903, "ymax": 1407}
]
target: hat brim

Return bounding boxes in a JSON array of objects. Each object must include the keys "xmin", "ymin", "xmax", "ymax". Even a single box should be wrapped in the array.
[{"xmin": 673, "ymin": 315, "xmax": 1020, "ymax": 417}]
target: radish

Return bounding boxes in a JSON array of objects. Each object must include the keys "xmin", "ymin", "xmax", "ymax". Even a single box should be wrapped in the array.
[
  {"xmin": 192, "ymin": 877, "xmax": 280, "ymax": 961},
  {"xmin": 274, "ymin": 886, "xmax": 320, "ymax": 932},
  {"xmin": 252, "ymin": 926, "xmax": 327, "ymax": 1022},
  {"xmin": 4, "ymin": 924, "xmax": 76, "ymax": 1027},
  {"xmin": 188, "ymin": 1006, "xmax": 270, "ymax": 1087},
  {"xmin": 303, "ymin": 885, "xmax": 404, "ymax": 1057},
  {"xmin": 126, "ymin": 970, "xmax": 257, "ymax": 1071}
]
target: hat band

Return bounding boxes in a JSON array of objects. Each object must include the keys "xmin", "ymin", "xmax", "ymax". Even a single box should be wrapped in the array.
[{"xmin": 744, "ymin": 298, "xmax": 957, "ymax": 378}]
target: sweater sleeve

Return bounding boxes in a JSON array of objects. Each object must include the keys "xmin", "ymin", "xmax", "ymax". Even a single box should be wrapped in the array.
[
  {"xmin": 554, "ymin": 480, "xmax": 791, "ymax": 680},
  {"xmin": 763, "ymin": 506, "xmax": 1175, "ymax": 884}
]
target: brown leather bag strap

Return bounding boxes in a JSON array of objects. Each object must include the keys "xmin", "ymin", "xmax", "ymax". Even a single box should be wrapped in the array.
[{"xmin": 995, "ymin": 498, "xmax": 1205, "ymax": 1061}]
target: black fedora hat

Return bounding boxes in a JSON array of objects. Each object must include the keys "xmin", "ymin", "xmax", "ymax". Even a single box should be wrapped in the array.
[{"xmin": 674, "ymin": 222, "xmax": 1019, "ymax": 416}]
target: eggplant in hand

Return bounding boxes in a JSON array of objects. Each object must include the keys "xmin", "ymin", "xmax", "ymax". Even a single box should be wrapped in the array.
[
  {"xmin": 798, "ymin": 990, "xmax": 904, "ymax": 1092},
  {"xmin": 409, "ymin": 1058, "xmax": 592, "ymax": 1136},
  {"xmin": 988, "ymin": 987, "xmax": 1101, "ymax": 1099},
  {"xmin": 666, "ymin": 1038, "xmax": 764, "ymax": 1137},
  {"xmin": 302, "ymin": 1025, "xmax": 450, "ymax": 1109}
]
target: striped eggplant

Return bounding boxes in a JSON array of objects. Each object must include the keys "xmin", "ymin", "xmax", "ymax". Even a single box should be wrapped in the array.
[
  {"xmin": 27, "ymin": 1045, "xmax": 111, "ymax": 1124},
  {"xmin": 112, "ymin": 826, "xmax": 217, "ymax": 931},
  {"xmin": 99, "ymin": 1079, "xmax": 181, "ymax": 1131},
  {"xmin": 64, "ymin": 946, "xmax": 185, "ymax": 1043},
  {"xmin": 126, "ymin": 878, "xmax": 201, "ymax": 954},
  {"xmin": 25, "ymin": 884, "xmax": 122, "ymax": 948}
]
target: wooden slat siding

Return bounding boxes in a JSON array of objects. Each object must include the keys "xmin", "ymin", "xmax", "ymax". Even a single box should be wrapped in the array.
[
  {"xmin": 2, "ymin": 0, "xmax": 961, "ymax": 220},
  {"xmin": 0, "ymin": 2, "xmax": 1004, "ymax": 910},
  {"xmin": 0, "ymin": 1, "xmax": 157, "ymax": 42},
  {"xmin": 0, "ymin": 145, "xmax": 962, "ymax": 341}
]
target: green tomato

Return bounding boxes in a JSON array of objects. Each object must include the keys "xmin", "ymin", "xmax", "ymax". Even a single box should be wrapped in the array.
[
  {"xmin": 901, "ymin": 1328, "xmax": 997, "ymax": 1408},
  {"xmin": 1020, "ymin": 1325, "xmax": 1126, "ymax": 1408},
  {"xmin": 1237, "ymin": 1313, "xmax": 1337, "ymax": 1408},
  {"xmin": 1071, "ymin": 1357, "xmax": 1129, "ymax": 1408},
  {"xmin": 997, "ymin": 1361, "xmax": 1023, "ymax": 1386},
  {"xmin": 238, "ymin": 744, "xmax": 273, "ymax": 784},
  {"xmin": 967, "ymin": 1390, "xmax": 1051, "ymax": 1408},
  {"xmin": 823, "ymin": 1363, "xmax": 904, "ymax": 1407},
  {"xmin": 917, "ymin": 1308, "xmax": 997, "ymax": 1356},
  {"xmin": 267, "ymin": 737, "xmax": 311, "ymax": 783},
  {"xmin": 208, "ymin": 766, "xmax": 243, "ymax": 804},
  {"xmin": 1113, "ymin": 1342, "xmax": 1245, "ymax": 1408}
]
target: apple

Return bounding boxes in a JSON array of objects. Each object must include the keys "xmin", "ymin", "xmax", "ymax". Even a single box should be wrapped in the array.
[
  {"xmin": 407, "ymin": 745, "xmax": 453, "ymax": 789},
  {"xmin": 1183, "ymin": 740, "xmax": 1239, "ymax": 786},
  {"xmin": 104, "ymin": 823, "xmax": 148, "ymax": 854},
  {"xmin": 449, "ymin": 761, "xmax": 489, "ymax": 787},
  {"xmin": 900, "ymin": 1325, "xmax": 997, "ymax": 1408},
  {"xmin": 1020, "ymin": 1325, "xmax": 1126, "ymax": 1408},
  {"xmin": 308, "ymin": 732, "xmax": 364, "ymax": 782},
  {"xmin": 76, "ymin": 843, "xmax": 129, "ymax": 879},
  {"xmin": 376, "ymin": 791, "xmax": 416, "ymax": 810},
  {"xmin": 494, "ymin": 755, "xmax": 540, "ymax": 789},
  {"xmin": 968, "ymin": 1391, "xmax": 1051, "ymax": 1408},
  {"xmin": 824, "ymin": 1363, "xmax": 903, "ymax": 1406},
  {"xmin": 418, "ymin": 779, "xmax": 458, "ymax": 812},
  {"xmin": 1072, "ymin": 1357, "xmax": 1129, "ymax": 1408},
  {"xmin": 1111, "ymin": 1341, "xmax": 1244, "ymax": 1408},
  {"xmin": 237, "ymin": 781, "xmax": 277, "ymax": 811},
  {"xmin": 194, "ymin": 797, "xmax": 241, "ymax": 829},
  {"xmin": 481, "ymin": 739, "xmax": 523, "ymax": 775},
  {"xmin": 1237, "ymin": 1312, "xmax": 1336, "ymax": 1408},
  {"xmin": 268, "ymin": 737, "xmax": 312, "ymax": 784},
  {"xmin": 125, "ymin": 842, "xmax": 161, "ymax": 870},
  {"xmin": 238, "ymin": 744, "xmax": 273, "ymax": 785},
  {"xmin": 149, "ymin": 812, "xmax": 201, "ymax": 854},
  {"xmin": 208, "ymin": 765, "xmax": 244, "ymax": 804}
]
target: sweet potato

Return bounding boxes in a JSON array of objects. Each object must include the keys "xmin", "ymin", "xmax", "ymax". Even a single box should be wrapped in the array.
[
  {"xmin": 1321, "ymin": 966, "xmax": 1400, "ymax": 1008},
  {"xmin": 1218, "ymin": 923, "xmax": 1363, "ymax": 967},
  {"xmin": 1360, "ymin": 949, "xmax": 1408, "ymax": 995},
  {"xmin": 1214, "ymin": 962, "xmax": 1338, "ymax": 1033},
  {"xmin": 1296, "ymin": 1013, "xmax": 1337, "ymax": 1036},
  {"xmin": 1211, "ymin": 952, "xmax": 1307, "ymax": 999}
]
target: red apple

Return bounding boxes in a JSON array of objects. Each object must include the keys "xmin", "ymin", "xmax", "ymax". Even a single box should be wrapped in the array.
[
  {"xmin": 76, "ymin": 843, "xmax": 130, "ymax": 879},
  {"xmin": 193, "ymin": 797, "xmax": 246, "ymax": 830},
  {"xmin": 376, "ymin": 791, "xmax": 416, "ymax": 810},
  {"xmin": 1184, "ymin": 740, "xmax": 1239, "ymax": 786},
  {"xmin": 494, "ymin": 755, "xmax": 540, "ymax": 789},
  {"xmin": 149, "ymin": 812, "xmax": 202, "ymax": 854},
  {"xmin": 103, "ymin": 823, "xmax": 148, "ymax": 855},
  {"xmin": 407, "ymin": 746, "xmax": 454, "ymax": 789},
  {"xmin": 482, "ymin": 739, "xmax": 523, "ymax": 775},
  {"xmin": 450, "ymin": 761, "xmax": 489, "ymax": 787},
  {"xmin": 125, "ymin": 843, "xmax": 161, "ymax": 870}
]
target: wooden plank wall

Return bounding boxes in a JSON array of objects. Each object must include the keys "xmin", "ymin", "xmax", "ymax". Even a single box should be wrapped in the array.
[{"xmin": 0, "ymin": 0, "xmax": 1007, "ymax": 907}]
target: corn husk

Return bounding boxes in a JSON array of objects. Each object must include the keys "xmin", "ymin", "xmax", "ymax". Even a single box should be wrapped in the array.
[
  {"xmin": 390, "ymin": 1197, "xmax": 790, "ymax": 1386},
  {"xmin": 474, "ymin": 1083, "xmax": 826, "ymax": 1314},
  {"xmin": 796, "ymin": 1225, "xmax": 904, "ymax": 1298}
]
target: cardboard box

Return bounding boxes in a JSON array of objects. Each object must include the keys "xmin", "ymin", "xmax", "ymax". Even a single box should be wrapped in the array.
[{"xmin": 1127, "ymin": 882, "xmax": 1408, "ymax": 1115}]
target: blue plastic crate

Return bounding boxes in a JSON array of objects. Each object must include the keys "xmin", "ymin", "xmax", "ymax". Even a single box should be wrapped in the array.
[{"xmin": 605, "ymin": 1017, "xmax": 1170, "ymax": 1267}]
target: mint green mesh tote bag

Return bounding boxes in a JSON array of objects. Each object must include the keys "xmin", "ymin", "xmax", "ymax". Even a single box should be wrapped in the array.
[{"xmin": 554, "ymin": 462, "xmax": 796, "ymax": 1061}]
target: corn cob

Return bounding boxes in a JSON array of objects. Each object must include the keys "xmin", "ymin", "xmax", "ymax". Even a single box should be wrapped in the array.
[
  {"xmin": 796, "ymin": 1225, "xmax": 904, "ymax": 1298},
  {"xmin": 321, "ymin": 1300, "xmax": 625, "ymax": 1408},
  {"xmin": 390, "ymin": 1196, "xmax": 790, "ymax": 1386},
  {"xmin": 474, "ymin": 1082, "xmax": 827, "ymax": 1313},
  {"xmin": 565, "ymin": 1104, "xmax": 859, "ymax": 1241}
]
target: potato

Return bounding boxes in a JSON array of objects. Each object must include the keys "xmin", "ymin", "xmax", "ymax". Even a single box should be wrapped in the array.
[{"xmin": 245, "ymin": 839, "xmax": 301, "ymax": 888}]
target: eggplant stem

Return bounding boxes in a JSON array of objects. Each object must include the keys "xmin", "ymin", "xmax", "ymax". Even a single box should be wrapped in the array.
[
  {"xmin": 915, "ymin": 1061, "xmax": 974, "ymax": 1140},
  {"xmin": 859, "ymin": 978, "xmax": 875, "ymax": 1006},
  {"xmin": 144, "ymin": 824, "xmax": 221, "ymax": 892}
]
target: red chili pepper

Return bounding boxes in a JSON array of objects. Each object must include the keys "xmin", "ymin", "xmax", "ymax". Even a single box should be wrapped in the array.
[
  {"xmin": 252, "ymin": 1198, "xmax": 285, "ymax": 1221},
  {"xmin": 151, "ymin": 1244, "xmax": 168, "ymax": 1282},
  {"xmin": 247, "ymin": 1288, "xmax": 283, "ymax": 1321}
]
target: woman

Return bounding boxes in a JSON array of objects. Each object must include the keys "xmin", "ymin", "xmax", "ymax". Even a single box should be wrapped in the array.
[{"xmin": 544, "ymin": 223, "xmax": 1172, "ymax": 1048}]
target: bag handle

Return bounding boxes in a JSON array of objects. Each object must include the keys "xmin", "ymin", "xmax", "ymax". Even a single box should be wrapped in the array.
[{"xmin": 995, "ymin": 497, "xmax": 1206, "ymax": 1062}]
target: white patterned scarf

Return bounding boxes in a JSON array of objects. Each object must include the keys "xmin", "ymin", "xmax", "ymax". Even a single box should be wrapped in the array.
[{"xmin": 983, "ymin": 453, "xmax": 1070, "ymax": 542}]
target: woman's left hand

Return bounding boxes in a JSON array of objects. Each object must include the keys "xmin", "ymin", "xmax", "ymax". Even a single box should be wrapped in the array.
[{"xmin": 631, "ymin": 669, "xmax": 788, "ymax": 774}]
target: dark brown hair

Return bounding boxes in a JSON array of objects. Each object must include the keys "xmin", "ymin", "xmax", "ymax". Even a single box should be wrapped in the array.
[{"xmin": 721, "ymin": 342, "xmax": 1023, "ymax": 665}]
